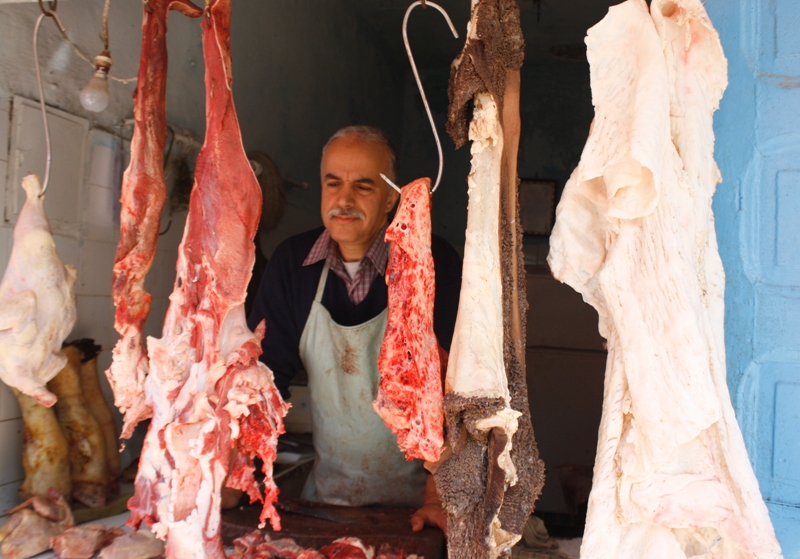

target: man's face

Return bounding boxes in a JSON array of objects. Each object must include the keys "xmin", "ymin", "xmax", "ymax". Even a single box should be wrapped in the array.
[{"xmin": 320, "ymin": 136, "xmax": 399, "ymax": 260}]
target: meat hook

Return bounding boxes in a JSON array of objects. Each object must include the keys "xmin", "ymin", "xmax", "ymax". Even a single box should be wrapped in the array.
[
  {"xmin": 32, "ymin": 7, "xmax": 66, "ymax": 197},
  {"xmin": 402, "ymin": 1, "xmax": 459, "ymax": 193}
]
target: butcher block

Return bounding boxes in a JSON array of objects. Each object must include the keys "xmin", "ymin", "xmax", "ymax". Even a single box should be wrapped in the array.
[{"xmin": 222, "ymin": 501, "xmax": 445, "ymax": 559}]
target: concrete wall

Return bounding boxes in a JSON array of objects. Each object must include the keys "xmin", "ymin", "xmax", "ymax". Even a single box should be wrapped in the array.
[{"xmin": 0, "ymin": 0, "xmax": 401, "ymax": 512}]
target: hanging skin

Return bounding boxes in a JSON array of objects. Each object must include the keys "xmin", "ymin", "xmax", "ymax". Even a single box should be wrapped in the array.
[
  {"xmin": 127, "ymin": 2, "xmax": 289, "ymax": 557},
  {"xmin": 548, "ymin": 0, "xmax": 782, "ymax": 556},
  {"xmin": 433, "ymin": 1, "xmax": 544, "ymax": 558}
]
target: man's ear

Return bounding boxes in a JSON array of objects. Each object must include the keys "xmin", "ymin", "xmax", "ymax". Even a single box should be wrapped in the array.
[{"xmin": 386, "ymin": 186, "xmax": 400, "ymax": 212}]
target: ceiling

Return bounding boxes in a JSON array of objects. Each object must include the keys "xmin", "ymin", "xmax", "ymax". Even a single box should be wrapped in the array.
[{"xmin": 344, "ymin": 0, "xmax": 620, "ymax": 70}]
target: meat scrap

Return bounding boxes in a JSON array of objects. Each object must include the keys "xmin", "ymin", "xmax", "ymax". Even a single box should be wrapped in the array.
[
  {"xmin": 51, "ymin": 524, "xmax": 124, "ymax": 559},
  {"xmin": 374, "ymin": 178, "xmax": 444, "ymax": 463},
  {"xmin": 0, "ymin": 175, "xmax": 77, "ymax": 408},
  {"xmin": 0, "ymin": 489, "xmax": 73, "ymax": 559},
  {"xmin": 126, "ymin": 1, "xmax": 288, "ymax": 557},
  {"xmin": 433, "ymin": 2, "xmax": 544, "ymax": 559},
  {"xmin": 229, "ymin": 533, "xmax": 416, "ymax": 559},
  {"xmin": 97, "ymin": 529, "xmax": 165, "ymax": 559},
  {"xmin": 106, "ymin": 0, "xmax": 203, "ymax": 439},
  {"xmin": 548, "ymin": 0, "xmax": 781, "ymax": 557}
]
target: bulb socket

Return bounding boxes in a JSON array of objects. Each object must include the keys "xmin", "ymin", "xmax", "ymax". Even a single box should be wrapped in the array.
[{"xmin": 94, "ymin": 51, "xmax": 113, "ymax": 71}]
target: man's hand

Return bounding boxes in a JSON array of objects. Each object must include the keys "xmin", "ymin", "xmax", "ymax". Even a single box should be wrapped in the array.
[{"xmin": 410, "ymin": 475, "xmax": 447, "ymax": 534}]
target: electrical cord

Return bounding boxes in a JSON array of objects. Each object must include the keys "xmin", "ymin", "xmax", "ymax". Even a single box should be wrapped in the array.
[{"xmin": 38, "ymin": 0, "xmax": 137, "ymax": 84}]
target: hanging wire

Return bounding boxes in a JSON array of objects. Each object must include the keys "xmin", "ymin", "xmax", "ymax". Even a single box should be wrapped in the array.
[
  {"xmin": 402, "ymin": 1, "xmax": 459, "ymax": 193},
  {"xmin": 36, "ymin": 0, "xmax": 136, "ymax": 84},
  {"xmin": 102, "ymin": 0, "xmax": 112, "ymax": 51}
]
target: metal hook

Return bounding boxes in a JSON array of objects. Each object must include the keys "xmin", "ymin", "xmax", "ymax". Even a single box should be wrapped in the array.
[
  {"xmin": 33, "ymin": 13, "xmax": 54, "ymax": 196},
  {"xmin": 381, "ymin": 173, "xmax": 403, "ymax": 195},
  {"xmin": 38, "ymin": 0, "xmax": 57, "ymax": 16},
  {"xmin": 402, "ymin": 1, "xmax": 458, "ymax": 194}
]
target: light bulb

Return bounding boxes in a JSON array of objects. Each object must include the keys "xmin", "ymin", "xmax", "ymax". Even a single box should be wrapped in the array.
[{"xmin": 80, "ymin": 53, "xmax": 113, "ymax": 113}]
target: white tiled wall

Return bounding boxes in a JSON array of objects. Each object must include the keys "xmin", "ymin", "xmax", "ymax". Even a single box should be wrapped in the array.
[{"xmin": 0, "ymin": 103, "xmax": 187, "ymax": 513}]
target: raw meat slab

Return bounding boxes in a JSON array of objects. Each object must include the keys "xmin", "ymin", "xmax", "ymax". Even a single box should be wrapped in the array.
[{"xmin": 374, "ymin": 178, "xmax": 444, "ymax": 463}]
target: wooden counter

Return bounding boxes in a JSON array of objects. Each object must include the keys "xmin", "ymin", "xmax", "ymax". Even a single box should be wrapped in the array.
[{"xmin": 222, "ymin": 501, "xmax": 445, "ymax": 559}]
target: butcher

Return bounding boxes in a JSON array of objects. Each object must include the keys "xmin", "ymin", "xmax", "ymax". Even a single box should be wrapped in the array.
[{"xmin": 227, "ymin": 126, "xmax": 461, "ymax": 533}]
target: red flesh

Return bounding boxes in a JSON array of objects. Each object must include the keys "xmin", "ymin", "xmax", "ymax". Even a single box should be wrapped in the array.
[
  {"xmin": 126, "ymin": 1, "xmax": 288, "ymax": 557},
  {"xmin": 374, "ymin": 179, "xmax": 444, "ymax": 462},
  {"xmin": 106, "ymin": 0, "xmax": 203, "ymax": 439}
]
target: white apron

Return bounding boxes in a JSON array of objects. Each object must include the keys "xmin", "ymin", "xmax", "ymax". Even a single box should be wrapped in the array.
[{"xmin": 298, "ymin": 262, "xmax": 426, "ymax": 507}]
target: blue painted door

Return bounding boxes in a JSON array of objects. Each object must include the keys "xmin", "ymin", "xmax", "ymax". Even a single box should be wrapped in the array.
[{"xmin": 706, "ymin": 0, "xmax": 800, "ymax": 555}]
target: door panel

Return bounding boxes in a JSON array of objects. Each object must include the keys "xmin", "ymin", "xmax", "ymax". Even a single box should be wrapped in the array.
[{"xmin": 707, "ymin": 0, "xmax": 800, "ymax": 552}]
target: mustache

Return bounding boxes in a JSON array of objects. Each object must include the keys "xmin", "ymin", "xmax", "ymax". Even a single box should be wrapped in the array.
[{"xmin": 328, "ymin": 208, "xmax": 366, "ymax": 220}]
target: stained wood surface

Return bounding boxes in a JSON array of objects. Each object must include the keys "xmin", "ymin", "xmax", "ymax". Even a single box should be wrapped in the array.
[{"xmin": 222, "ymin": 501, "xmax": 445, "ymax": 559}]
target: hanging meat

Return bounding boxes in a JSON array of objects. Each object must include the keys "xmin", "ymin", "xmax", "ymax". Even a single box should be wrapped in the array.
[
  {"xmin": 0, "ymin": 175, "xmax": 77, "ymax": 407},
  {"xmin": 433, "ymin": 1, "xmax": 544, "ymax": 558},
  {"xmin": 106, "ymin": 0, "xmax": 203, "ymax": 439},
  {"xmin": 374, "ymin": 178, "xmax": 444, "ymax": 463},
  {"xmin": 547, "ymin": 0, "xmax": 782, "ymax": 557},
  {"xmin": 126, "ymin": 1, "xmax": 289, "ymax": 557}
]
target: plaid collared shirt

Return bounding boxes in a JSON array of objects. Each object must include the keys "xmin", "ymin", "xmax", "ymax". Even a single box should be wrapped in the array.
[{"xmin": 302, "ymin": 225, "xmax": 389, "ymax": 305}]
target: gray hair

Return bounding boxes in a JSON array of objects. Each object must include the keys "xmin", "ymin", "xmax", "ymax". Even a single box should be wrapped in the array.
[{"xmin": 322, "ymin": 125, "xmax": 398, "ymax": 182}]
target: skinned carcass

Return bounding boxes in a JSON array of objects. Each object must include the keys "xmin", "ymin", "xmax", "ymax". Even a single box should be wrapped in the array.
[
  {"xmin": 374, "ymin": 178, "xmax": 444, "ymax": 463},
  {"xmin": 0, "ymin": 175, "xmax": 76, "ymax": 407},
  {"xmin": 547, "ymin": 0, "xmax": 782, "ymax": 557},
  {"xmin": 106, "ymin": 0, "xmax": 203, "ymax": 439},
  {"xmin": 12, "ymin": 385, "xmax": 72, "ymax": 501},
  {"xmin": 126, "ymin": 1, "xmax": 288, "ymax": 557},
  {"xmin": 48, "ymin": 346, "xmax": 109, "ymax": 508},
  {"xmin": 70, "ymin": 339, "xmax": 121, "ymax": 492},
  {"xmin": 433, "ymin": 1, "xmax": 544, "ymax": 558}
]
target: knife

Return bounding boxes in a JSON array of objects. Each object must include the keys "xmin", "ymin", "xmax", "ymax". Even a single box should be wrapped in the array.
[{"xmin": 275, "ymin": 502, "xmax": 356, "ymax": 524}]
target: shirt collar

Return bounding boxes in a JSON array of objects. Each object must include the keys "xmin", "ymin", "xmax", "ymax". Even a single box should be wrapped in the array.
[{"xmin": 303, "ymin": 224, "xmax": 389, "ymax": 275}]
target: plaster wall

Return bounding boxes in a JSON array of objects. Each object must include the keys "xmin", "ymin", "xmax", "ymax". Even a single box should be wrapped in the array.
[{"xmin": 0, "ymin": 0, "xmax": 402, "ymax": 513}]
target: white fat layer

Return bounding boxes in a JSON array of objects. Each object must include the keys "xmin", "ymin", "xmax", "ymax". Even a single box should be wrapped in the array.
[
  {"xmin": 445, "ymin": 93, "xmax": 522, "ymax": 549},
  {"xmin": 446, "ymin": 93, "xmax": 508, "ymax": 403}
]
